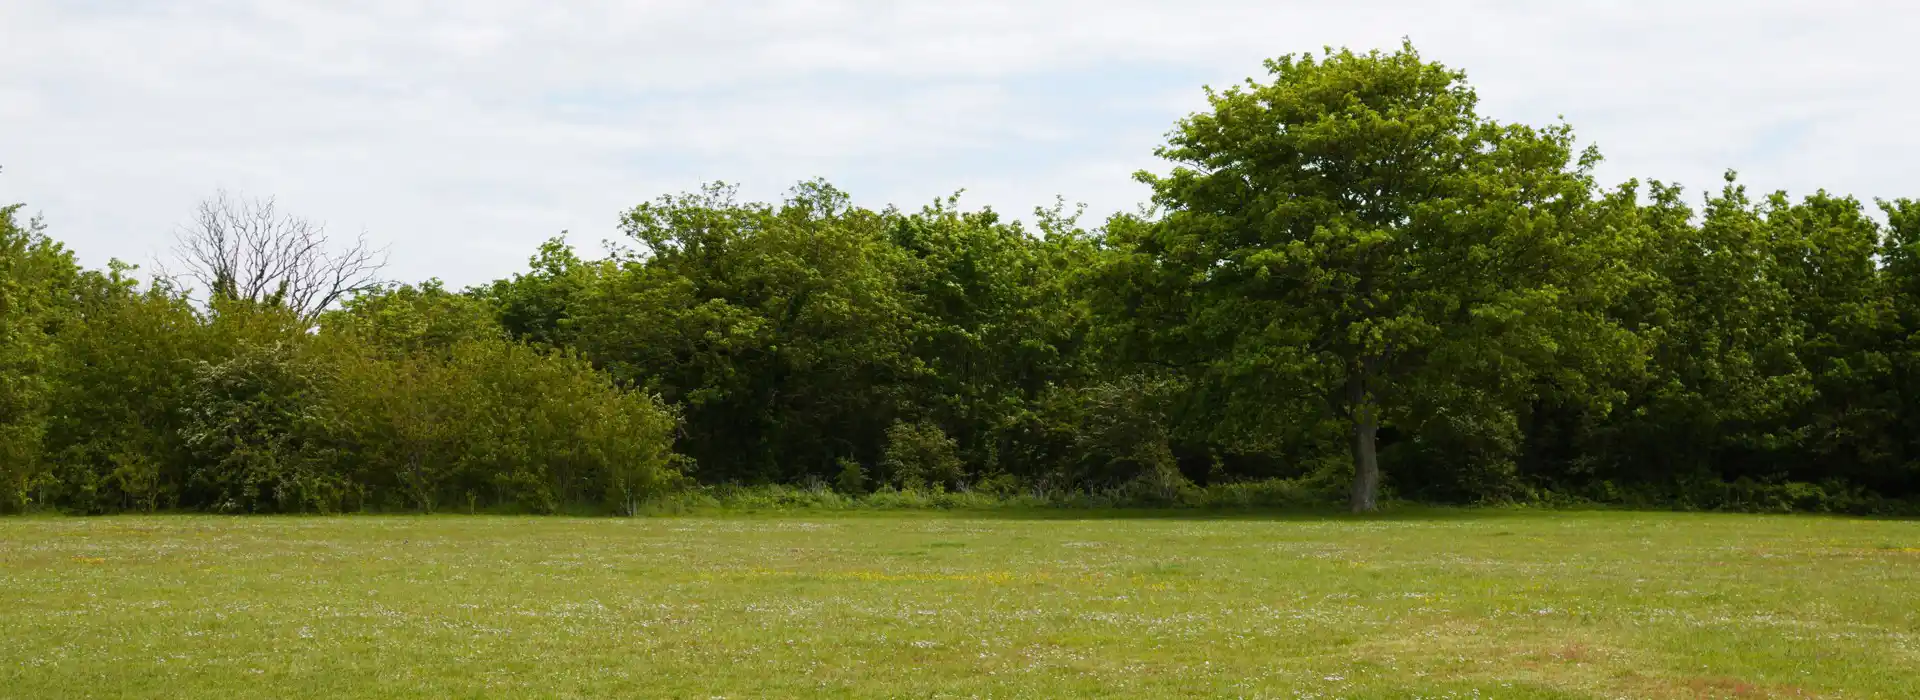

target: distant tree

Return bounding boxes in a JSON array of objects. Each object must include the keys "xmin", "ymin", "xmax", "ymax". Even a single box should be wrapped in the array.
[
  {"xmin": 1104, "ymin": 42, "xmax": 1637, "ymax": 511},
  {"xmin": 563, "ymin": 181, "xmax": 922, "ymax": 483},
  {"xmin": 0, "ymin": 200, "xmax": 82, "ymax": 511},
  {"xmin": 1881, "ymin": 199, "xmax": 1920, "ymax": 493},
  {"xmin": 477, "ymin": 237, "xmax": 596, "ymax": 350},
  {"xmin": 887, "ymin": 193, "xmax": 1095, "ymax": 476},
  {"xmin": 1760, "ymin": 189, "xmax": 1894, "ymax": 484},
  {"xmin": 323, "ymin": 280, "xmax": 502, "ymax": 358},
  {"xmin": 171, "ymin": 190, "xmax": 386, "ymax": 323},
  {"xmin": 42, "ymin": 262, "xmax": 207, "ymax": 513}
]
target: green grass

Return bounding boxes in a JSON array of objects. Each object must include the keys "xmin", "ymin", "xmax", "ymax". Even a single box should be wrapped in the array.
[{"xmin": 3, "ymin": 510, "xmax": 1918, "ymax": 698}]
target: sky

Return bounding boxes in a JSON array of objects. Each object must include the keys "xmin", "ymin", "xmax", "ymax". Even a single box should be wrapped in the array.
[{"xmin": 3, "ymin": 1, "xmax": 1916, "ymax": 288}]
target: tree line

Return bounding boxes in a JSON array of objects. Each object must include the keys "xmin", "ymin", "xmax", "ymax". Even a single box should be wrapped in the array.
[{"xmin": 4, "ymin": 44, "xmax": 1918, "ymax": 514}]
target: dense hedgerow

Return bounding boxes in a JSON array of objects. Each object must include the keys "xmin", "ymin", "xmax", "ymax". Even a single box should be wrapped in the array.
[
  {"xmin": 0, "ymin": 269, "xmax": 681, "ymax": 514},
  {"xmin": 6, "ymin": 43, "xmax": 1920, "ymax": 513}
]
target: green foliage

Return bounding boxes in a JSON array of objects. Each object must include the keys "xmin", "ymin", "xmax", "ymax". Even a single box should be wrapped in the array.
[
  {"xmin": 8, "ymin": 43, "xmax": 1920, "ymax": 515},
  {"xmin": 1013, "ymin": 374, "xmax": 1192, "ymax": 499},
  {"xmin": 649, "ymin": 477, "xmax": 1333, "ymax": 512},
  {"xmin": 0, "ymin": 204, "xmax": 79, "ymax": 511},
  {"xmin": 476, "ymin": 238, "xmax": 592, "ymax": 349},
  {"xmin": 1, "ymin": 232, "xmax": 682, "ymax": 514},
  {"xmin": 314, "ymin": 336, "xmax": 468, "ymax": 512},
  {"xmin": 313, "ymin": 333, "xmax": 683, "ymax": 515},
  {"xmin": 326, "ymin": 279, "xmax": 502, "ymax": 357},
  {"xmin": 1504, "ymin": 178, "xmax": 1911, "ymax": 503},
  {"xmin": 1877, "ymin": 198, "xmax": 1920, "ymax": 494},
  {"xmin": 554, "ymin": 182, "xmax": 922, "ymax": 483},
  {"xmin": 880, "ymin": 420, "xmax": 965, "ymax": 491},
  {"xmin": 834, "ymin": 457, "xmax": 867, "ymax": 495},
  {"xmin": 476, "ymin": 182, "xmax": 1100, "ymax": 494},
  {"xmin": 42, "ymin": 265, "xmax": 207, "ymax": 512},
  {"xmin": 888, "ymin": 195, "xmax": 1096, "ymax": 475},
  {"xmin": 182, "ymin": 333, "xmax": 338, "ymax": 513},
  {"xmin": 1105, "ymin": 42, "xmax": 1637, "ymax": 510}
]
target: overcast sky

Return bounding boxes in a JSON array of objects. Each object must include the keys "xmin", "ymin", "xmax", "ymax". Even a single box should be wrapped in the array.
[{"xmin": 3, "ymin": 1, "xmax": 1915, "ymax": 288}]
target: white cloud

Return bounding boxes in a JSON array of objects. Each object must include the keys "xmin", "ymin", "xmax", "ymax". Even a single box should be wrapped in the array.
[{"xmin": 3, "ymin": 0, "xmax": 1916, "ymax": 287}]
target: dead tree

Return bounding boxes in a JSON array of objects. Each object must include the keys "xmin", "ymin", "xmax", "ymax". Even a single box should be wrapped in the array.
[{"xmin": 171, "ymin": 190, "xmax": 386, "ymax": 323}]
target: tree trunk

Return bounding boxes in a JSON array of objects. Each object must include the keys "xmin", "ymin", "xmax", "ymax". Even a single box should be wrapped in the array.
[
  {"xmin": 1350, "ymin": 410, "xmax": 1381, "ymax": 512},
  {"xmin": 1347, "ymin": 370, "xmax": 1381, "ymax": 513}
]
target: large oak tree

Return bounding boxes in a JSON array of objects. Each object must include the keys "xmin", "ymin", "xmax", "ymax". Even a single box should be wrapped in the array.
[{"xmin": 1104, "ymin": 43, "xmax": 1635, "ymax": 511}]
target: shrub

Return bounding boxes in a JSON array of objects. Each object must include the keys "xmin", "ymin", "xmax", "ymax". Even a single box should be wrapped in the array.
[
  {"xmin": 1031, "ymin": 374, "xmax": 1195, "ymax": 496},
  {"xmin": 315, "ymin": 334, "xmax": 683, "ymax": 514},
  {"xmin": 1197, "ymin": 478, "xmax": 1331, "ymax": 509},
  {"xmin": 181, "ymin": 338, "xmax": 343, "ymax": 513},
  {"xmin": 835, "ymin": 457, "xmax": 868, "ymax": 495},
  {"xmin": 881, "ymin": 420, "xmax": 964, "ymax": 490},
  {"xmin": 40, "ymin": 270, "xmax": 206, "ymax": 513},
  {"xmin": 972, "ymin": 472, "xmax": 1022, "ymax": 497}
]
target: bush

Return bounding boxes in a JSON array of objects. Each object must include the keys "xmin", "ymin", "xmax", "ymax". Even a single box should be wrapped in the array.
[
  {"xmin": 1026, "ymin": 374, "xmax": 1195, "ymax": 497},
  {"xmin": 881, "ymin": 420, "xmax": 964, "ymax": 490},
  {"xmin": 1197, "ymin": 478, "xmax": 1334, "ymax": 509},
  {"xmin": 1518, "ymin": 477, "xmax": 1919, "ymax": 516},
  {"xmin": 641, "ymin": 475, "xmax": 1349, "ymax": 513},
  {"xmin": 181, "ymin": 338, "xmax": 343, "ymax": 513},
  {"xmin": 41, "ymin": 270, "xmax": 206, "ymax": 513},
  {"xmin": 972, "ymin": 472, "xmax": 1022, "ymax": 497},
  {"xmin": 834, "ymin": 458, "xmax": 868, "ymax": 495},
  {"xmin": 315, "ymin": 334, "xmax": 683, "ymax": 514}
]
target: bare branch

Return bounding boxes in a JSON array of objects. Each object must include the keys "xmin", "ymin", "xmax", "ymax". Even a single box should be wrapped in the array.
[{"xmin": 170, "ymin": 190, "xmax": 389, "ymax": 324}]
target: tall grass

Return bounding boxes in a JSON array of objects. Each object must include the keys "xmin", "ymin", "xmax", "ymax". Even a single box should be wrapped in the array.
[{"xmin": 642, "ymin": 477, "xmax": 1340, "ymax": 514}]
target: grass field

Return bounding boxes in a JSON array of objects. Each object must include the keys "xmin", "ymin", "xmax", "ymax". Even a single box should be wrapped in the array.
[{"xmin": 2, "ymin": 510, "xmax": 1917, "ymax": 699}]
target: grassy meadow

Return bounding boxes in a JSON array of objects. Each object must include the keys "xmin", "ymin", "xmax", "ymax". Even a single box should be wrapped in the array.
[{"xmin": 2, "ymin": 510, "xmax": 1917, "ymax": 698}]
